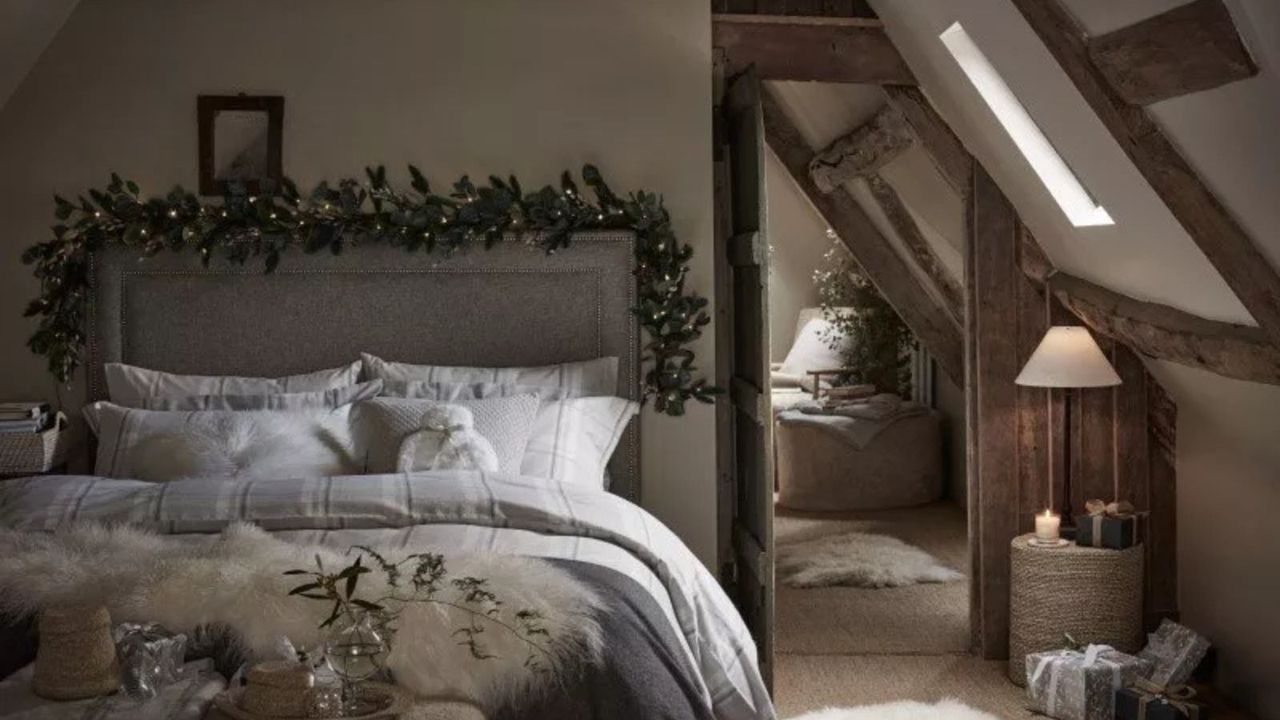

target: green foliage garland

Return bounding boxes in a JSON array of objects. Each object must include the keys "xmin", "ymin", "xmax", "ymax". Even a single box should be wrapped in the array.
[{"xmin": 22, "ymin": 165, "xmax": 719, "ymax": 415}]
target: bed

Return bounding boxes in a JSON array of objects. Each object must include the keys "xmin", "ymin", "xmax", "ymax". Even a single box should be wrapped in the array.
[{"xmin": 0, "ymin": 233, "xmax": 774, "ymax": 720}]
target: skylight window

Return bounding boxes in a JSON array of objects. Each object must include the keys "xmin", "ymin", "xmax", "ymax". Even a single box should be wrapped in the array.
[{"xmin": 940, "ymin": 22, "xmax": 1114, "ymax": 227}]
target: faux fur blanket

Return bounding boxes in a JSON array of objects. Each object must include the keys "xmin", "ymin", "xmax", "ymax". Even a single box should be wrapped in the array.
[{"xmin": 0, "ymin": 523, "xmax": 604, "ymax": 712}]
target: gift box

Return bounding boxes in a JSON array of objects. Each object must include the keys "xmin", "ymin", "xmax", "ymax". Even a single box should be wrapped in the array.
[
  {"xmin": 1138, "ymin": 619, "xmax": 1211, "ymax": 687},
  {"xmin": 1116, "ymin": 679, "xmax": 1210, "ymax": 720},
  {"xmin": 1026, "ymin": 644, "xmax": 1154, "ymax": 720},
  {"xmin": 113, "ymin": 622, "xmax": 188, "ymax": 700},
  {"xmin": 1076, "ymin": 500, "xmax": 1141, "ymax": 549}
]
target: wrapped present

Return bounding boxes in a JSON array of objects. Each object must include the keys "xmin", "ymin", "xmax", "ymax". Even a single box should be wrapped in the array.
[
  {"xmin": 113, "ymin": 622, "xmax": 188, "ymax": 700},
  {"xmin": 1116, "ymin": 678, "xmax": 1210, "ymax": 719},
  {"xmin": 1077, "ymin": 499, "xmax": 1141, "ymax": 549},
  {"xmin": 1138, "ymin": 619, "xmax": 1211, "ymax": 687},
  {"xmin": 1026, "ymin": 644, "xmax": 1154, "ymax": 720}
]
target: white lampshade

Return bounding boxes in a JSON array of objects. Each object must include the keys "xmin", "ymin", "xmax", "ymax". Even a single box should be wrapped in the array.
[{"xmin": 1015, "ymin": 326, "xmax": 1121, "ymax": 388}]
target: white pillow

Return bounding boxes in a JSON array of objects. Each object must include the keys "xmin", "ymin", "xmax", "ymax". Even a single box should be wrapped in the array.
[
  {"xmin": 521, "ymin": 396, "xmax": 638, "ymax": 490},
  {"xmin": 92, "ymin": 403, "xmax": 363, "ymax": 481},
  {"xmin": 83, "ymin": 381, "xmax": 383, "ymax": 436},
  {"xmin": 778, "ymin": 318, "xmax": 846, "ymax": 377},
  {"xmin": 383, "ymin": 381, "xmax": 636, "ymax": 489},
  {"xmin": 354, "ymin": 395, "xmax": 540, "ymax": 475},
  {"xmin": 105, "ymin": 361, "xmax": 363, "ymax": 408},
  {"xmin": 362, "ymin": 354, "xmax": 618, "ymax": 397}
]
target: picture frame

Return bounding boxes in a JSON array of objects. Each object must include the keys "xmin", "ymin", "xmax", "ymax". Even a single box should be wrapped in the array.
[{"xmin": 197, "ymin": 95, "xmax": 284, "ymax": 196}]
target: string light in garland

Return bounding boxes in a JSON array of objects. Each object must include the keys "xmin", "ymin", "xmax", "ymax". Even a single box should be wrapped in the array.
[{"xmin": 22, "ymin": 165, "xmax": 720, "ymax": 416}]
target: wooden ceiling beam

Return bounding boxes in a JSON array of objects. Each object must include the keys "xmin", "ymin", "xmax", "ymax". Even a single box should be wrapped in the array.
[
  {"xmin": 762, "ymin": 90, "xmax": 963, "ymax": 383},
  {"xmin": 882, "ymin": 85, "xmax": 972, "ymax": 195},
  {"xmin": 808, "ymin": 104, "xmax": 915, "ymax": 193},
  {"xmin": 1046, "ymin": 271, "xmax": 1280, "ymax": 386},
  {"xmin": 713, "ymin": 15, "xmax": 917, "ymax": 84},
  {"xmin": 1011, "ymin": 0, "xmax": 1280, "ymax": 353},
  {"xmin": 1088, "ymin": 0, "xmax": 1258, "ymax": 106}
]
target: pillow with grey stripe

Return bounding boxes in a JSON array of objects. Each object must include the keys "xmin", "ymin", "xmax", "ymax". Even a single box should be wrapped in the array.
[
  {"xmin": 83, "ymin": 381, "xmax": 383, "ymax": 437},
  {"xmin": 361, "ymin": 354, "xmax": 618, "ymax": 397},
  {"xmin": 92, "ymin": 403, "xmax": 364, "ymax": 481},
  {"xmin": 383, "ymin": 381, "xmax": 636, "ymax": 489},
  {"xmin": 104, "ymin": 360, "xmax": 363, "ymax": 408},
  {"xmin": 354, "ymin": 395, "xmax": 539, "ymax": 476}
]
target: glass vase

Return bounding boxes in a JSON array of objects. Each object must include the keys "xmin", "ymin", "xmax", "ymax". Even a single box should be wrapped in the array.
[{"xmin": 322, "ymin": 610, "xmax": 387, "ymax": 716}]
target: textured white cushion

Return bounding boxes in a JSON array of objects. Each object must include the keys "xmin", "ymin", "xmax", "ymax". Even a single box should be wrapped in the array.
[
  {"xmin": 92, "ymin": 404, "xmax": 363, "ymax": 481},
  {"xmin": 778, "ymin": 318, "xmax": 845, "ymax": 377},
  {"xmin": 105, "ymin": 361, "xmax": 363, "ymax": 408},
  {"xmin": 383, "ymin": 380, "xmax": 636, "ymax": 489},
  {"xmin": 355, "ymin": 395, "xmax": 540, "ymax": 475},
  {"xmin": 362, "ymin": 354, "xmax": 618, "ymax": 397}
]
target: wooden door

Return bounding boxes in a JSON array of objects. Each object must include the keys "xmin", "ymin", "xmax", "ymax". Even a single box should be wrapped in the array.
[{"xmin": 715, "ymin": 65, "xmax": 774, "ymax": 688}]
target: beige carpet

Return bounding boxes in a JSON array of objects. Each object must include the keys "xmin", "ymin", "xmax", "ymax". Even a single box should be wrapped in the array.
[{"xmin": 774, "ymin": 503, "xmax": 1033, "ymax": 718}]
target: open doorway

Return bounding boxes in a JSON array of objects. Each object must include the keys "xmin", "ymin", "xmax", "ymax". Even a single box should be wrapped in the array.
[
  {"xmin": 765, "ymin": 80, "xmax": 971, "ymax": 713},
  {"xmin": 716, "ymin": 69, "xmax": 973, "ymax": 715}
]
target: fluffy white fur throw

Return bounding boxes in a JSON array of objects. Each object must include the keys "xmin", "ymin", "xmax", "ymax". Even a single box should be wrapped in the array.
[
  {"xmin": 777, "ymin": 532, "xmax": 963, "ymax": 589},
  {"xmin": 0, "ymin": 523, "xmax": 602, "ymax": 712},
  {"xmin": 788, "ymin": 699, "xmax": 1000, "ymax": 720}
]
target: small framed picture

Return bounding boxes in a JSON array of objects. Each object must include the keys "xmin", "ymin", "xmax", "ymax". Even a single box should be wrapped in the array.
[{"xmin": 198, "ymin": 95, "xmax": 284, "ymax": 196}]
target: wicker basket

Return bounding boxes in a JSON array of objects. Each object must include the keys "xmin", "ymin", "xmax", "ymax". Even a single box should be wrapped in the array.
[
  {"xmin": 1008, "ymin": 533, "xmax": 1144, "ymax": 685},
  {"xmin": 0, "ymin": 412, "xmax": 69, "ymax": 475}
]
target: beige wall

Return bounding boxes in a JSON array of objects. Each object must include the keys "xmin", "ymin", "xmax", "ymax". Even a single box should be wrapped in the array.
[
  {"xmin": 873, "ymin": 0, "xmax": 1280, "ymax": 713},
  {"xmin": 765, "ymin": 148, "xmax": 831, "ymax": 360},
  {"xmin": 0, "ymin": 0, "xmax": 718, "ymax": 565}
]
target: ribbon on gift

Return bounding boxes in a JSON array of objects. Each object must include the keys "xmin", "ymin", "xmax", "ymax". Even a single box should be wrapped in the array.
[
  {"xmin": 1127, "ymin": 677, "xmax": 1201, "ymax": 719},
  {"xmin": 1029, "ymin": 643, "xmax": 1125, "ymax": 717},
  {"xmin": 1083, "ymin": 499, "xmax": 1142, "ymax": 547}
]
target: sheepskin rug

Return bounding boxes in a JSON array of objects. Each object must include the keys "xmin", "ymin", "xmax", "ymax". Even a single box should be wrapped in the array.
[
  {"xmin": 777, "ymin": 531, "xmax": 963, "ymax": 589},
  {"xmin": 0, "ymin": 523, "xmax": 603, "ymax": 712},
  {"xmin": 788, "ymin": 699, "xmax": 1000, "ymax": 720}
]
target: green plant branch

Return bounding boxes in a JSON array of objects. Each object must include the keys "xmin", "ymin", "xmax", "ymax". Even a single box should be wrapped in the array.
[{"xmin": 23, "ymin": 166, "xmax": 720, "ymax": 415}]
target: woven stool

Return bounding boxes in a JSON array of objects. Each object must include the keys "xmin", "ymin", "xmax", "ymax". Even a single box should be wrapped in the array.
[{"xmin": 1008, "ymin": 534, "xmax": 1143, "ymax": 685}]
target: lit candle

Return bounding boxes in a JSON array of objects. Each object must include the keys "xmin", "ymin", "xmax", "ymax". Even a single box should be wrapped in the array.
[{"xmin": 1035, "ymin": 509, "xmax": 1061, "ymax": 542}]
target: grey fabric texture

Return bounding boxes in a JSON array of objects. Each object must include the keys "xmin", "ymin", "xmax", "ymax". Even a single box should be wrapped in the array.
[
  {"xmin": 87, "ymin": 233, "xmax": 641, "ymax": 501},
  {"xmin": 138, "ymin": 380, "xmax": 383, "ymax": 411},
  {"xmin": 354, "ymin": 395, "xmax": 540, "ymax": 475},
  {"xmin": 104, "ymin": 360, "xmax": 362, "ymax": 407}
]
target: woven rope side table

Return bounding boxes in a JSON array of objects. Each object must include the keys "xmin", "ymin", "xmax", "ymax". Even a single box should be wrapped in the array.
[{"xmin": 1008, "ymin": 533, "xmax": 1143, "ymax": 685}]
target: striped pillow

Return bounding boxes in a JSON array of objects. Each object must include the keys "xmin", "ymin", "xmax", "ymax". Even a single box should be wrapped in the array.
[
  {"xmin": 361, "ymin": 354, "xmax": 618, "ymax": 397},
  {"xmin": 105, "ymin": 361, "xmax": 363, "ymax": 408},
  {"xmin": 382, "ymin": 381, "xmax": 635, "ymax": 490}
]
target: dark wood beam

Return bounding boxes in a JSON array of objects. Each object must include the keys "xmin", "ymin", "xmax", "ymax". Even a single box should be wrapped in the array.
[
  {"xmin": 1045, "ymin": 271, "xmax": 1280, "ymax": 386},
  {"xmin": 808, "ymin": 104, "xmax": 914, "ymax": 193},
  {"xmin": 865, "ymin": 174, "xmax": 965, "ymax": 325},
  {"xmin": 710, "ymin": 1, "xmax": 877, "ymax": 19},
  {"xmin": 714, "ymin": 15, "xmax": 916, "ymax": 84},
  {"xmin": 762, "ymin": 89, "xmax": 963, "ymax": 383},
  {"xmin": 1010, "ymin": 0, "xmax": 1280, "ymax": 353},
  {"xmin": 1088, "ymin": 0, "xmax": 1258, "ymax": 106},
  {"xmin": 882, "ymin": 85, "xmax": 972, "ymax": 195}
]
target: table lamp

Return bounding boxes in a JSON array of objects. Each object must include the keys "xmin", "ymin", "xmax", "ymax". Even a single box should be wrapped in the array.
[{"xmin": 1015, "ymin": 326, "xmax": 1121, "ymax": 536}]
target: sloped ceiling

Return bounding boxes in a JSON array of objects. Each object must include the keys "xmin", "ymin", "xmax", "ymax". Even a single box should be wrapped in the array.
[
  {"xmin": 868, "ymin": 0, "xmax": 1280, "ymax": 328},
  {"xmin": 0, "ymin": 0, "xmax": 80, "ymax": 114}
]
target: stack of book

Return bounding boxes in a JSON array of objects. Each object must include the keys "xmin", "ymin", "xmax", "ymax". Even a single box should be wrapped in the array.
[{"xmin": 0, "ymin": 402, "xmax": 53, "ymax": 434}]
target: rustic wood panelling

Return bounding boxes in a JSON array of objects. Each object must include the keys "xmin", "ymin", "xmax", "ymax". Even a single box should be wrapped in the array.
[
  {"xmin": 969, "ymin": 165, "xmax": 1023, "ymax": 660},
  {"xmin": 1088, "ymin": 0, "xmax": 1258, "ymax": 106},
  {"xmin": 711, "ymin": 0, "xmax": 876, "ymax": 18},
  {"xmin": 1145, "ymin": 379, "xmax": 1179, "ymax": 628},
  {"xmin": 714, "ymin": 16, "xmax": 915, "ymax": 84}
]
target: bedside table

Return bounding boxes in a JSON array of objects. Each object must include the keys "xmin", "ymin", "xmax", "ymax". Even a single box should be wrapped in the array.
[
  {"xmin": 1008, "ymin": 533, "xmax": 1144, "ymax": 685},
  {"xmin": 0, "ymin": 413, "xmax": 71, "ymax": 480}
]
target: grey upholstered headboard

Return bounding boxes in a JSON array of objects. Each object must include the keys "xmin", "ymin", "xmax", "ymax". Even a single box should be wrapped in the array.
[{"xmin": 87, "ymin": 231, "xmax": 641, "ymax": 501}]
